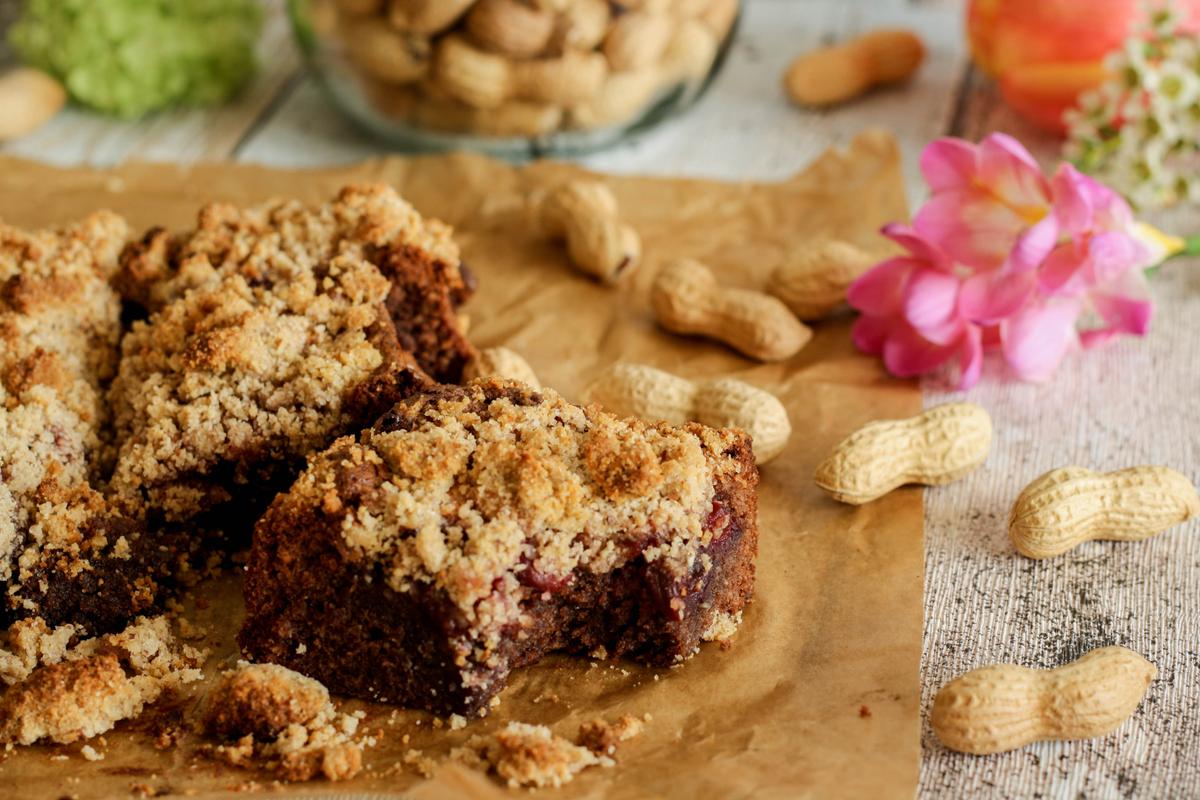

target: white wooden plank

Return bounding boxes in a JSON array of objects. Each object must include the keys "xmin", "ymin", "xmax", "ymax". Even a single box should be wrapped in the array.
[{"xmin": 0, "ymin": 0, "xmax": 301, "ymax": 165}]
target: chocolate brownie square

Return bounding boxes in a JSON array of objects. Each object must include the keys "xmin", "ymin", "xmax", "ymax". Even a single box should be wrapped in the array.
[
  {"xmin": 239, "ymin": 380, "xmax": 758, "ymax": 715},
  {"xmin": 106, "ymin": 247, "xmax": 433, "ymax": 536}
]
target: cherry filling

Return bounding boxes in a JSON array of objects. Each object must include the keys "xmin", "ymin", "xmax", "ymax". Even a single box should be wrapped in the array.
[{"xmin": 516, "ymin": 554, "xmax": 574, "ymax": 593}]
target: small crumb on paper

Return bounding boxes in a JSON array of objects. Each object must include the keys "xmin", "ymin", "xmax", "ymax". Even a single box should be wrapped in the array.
[{"xmin": 577, "ymin": 714, "xmax": 646, "ymax": 757}]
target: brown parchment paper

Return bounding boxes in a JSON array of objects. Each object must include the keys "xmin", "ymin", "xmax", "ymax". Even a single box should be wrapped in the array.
[{"xmin": 0, "ymin": 129, "xmax": 922, "ymax": 800}]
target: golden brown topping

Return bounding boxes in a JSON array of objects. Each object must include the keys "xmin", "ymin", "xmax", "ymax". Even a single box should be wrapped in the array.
[
  {"xmin": 203, "ymin": 663, "xmax": 331, "ymax": 741},
  {"xmin": 0, "ymin": 654, "xmax": 156, "ymax": 745},
  {"xmin": 484, "ymin": 722, "xmax": 609, "ymax": 788},
  {"xmin": 0, "ymin": 213, "xmax": 129, "ymax": 589},
  {"xmin": 114, "ymin": 184, "xmax": 462, "ymax": 313},
  {"xmin": 199, "ymin": 662, "xmax": 364, "ymax": 783}
]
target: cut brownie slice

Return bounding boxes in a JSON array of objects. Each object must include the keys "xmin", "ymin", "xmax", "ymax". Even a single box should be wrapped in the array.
[
  {"xmin": 0, "ymin": 213, "xmax": 181, "ymax": 634},
  {"xmin": 239, "ymin": 380, "xmax": 758, "ymax": 716},
  {"xmin": 114, "ymin": 184, "xmax": 475, "ymax": 383},
  {"xmin": 107, "ymin": 248, "xmax": 433, "ymax": 535}
]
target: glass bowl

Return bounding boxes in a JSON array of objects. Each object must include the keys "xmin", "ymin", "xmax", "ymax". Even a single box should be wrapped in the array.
[{"xmin": 288, "ymin": 0, "xmax": 740, "ymax": 157}]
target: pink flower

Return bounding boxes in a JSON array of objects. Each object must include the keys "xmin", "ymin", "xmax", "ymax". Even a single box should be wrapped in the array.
[
  {"xmin": 915, "ymin": 133, "xmax": 1059, "ymax": 273},
  {"xmin": 848, "ymin": 134, "xmax": 1167, "ymax": 389},
  {"xmin": 848, "ymin": 225, "xmax": 985, "ymax": 389},
  {"xmin": 1041, "ymin": 164, "xmax": 1154, "ymax": 346}
]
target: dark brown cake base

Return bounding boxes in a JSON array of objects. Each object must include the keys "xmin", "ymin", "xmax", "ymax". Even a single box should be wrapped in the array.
[{"xmin": 239, "ymin": 456, "xmax": 757, "ymax": 717}]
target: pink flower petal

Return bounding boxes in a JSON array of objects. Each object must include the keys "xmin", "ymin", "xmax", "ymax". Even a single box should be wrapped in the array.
[
  {"xmin": 881, "ymin": 223, "xmax": 953, "ymax": 271},
  {"xmin": 978, "ymin": 133, "xmax": 1050, "ymax": 209},
  {"xmin": 1050, "ymin": 163, "xmax": 1094, "ymax": 234},
  {"xmin": 960, "ymin": 270, "xmax": 1036, "ymax": 324},
  {"xmin": 847, "ymin": 257, "xmax": 915, "ymax": 317},
  {"xmin": 957, "ymin": 325, "xmax": 984, "ymax": 390},
  {"xmin": 1089, "ymin": 269, "xmax": 1154, "ymax": 337},
  {"xmin": 1082, "ymin": 173, "xmax": 1134, "ymax": 231},
  {"xmin": 914, "ymin": 190, "xmax": 1028, "ymax": 270},
  {"xmin": 1001, "ymin": 299, "xmax": 1082, "ymax": 382},
  {"xmin": 882, "ymin": 323, "xmax": 959, "ymax": 378},
  {"xmin": 1086, "ymin": 231, "xmax": 1150, "ymax": 286},
  {"xmin": 920, "ymin": 138, "xmax": 979, "ymax": 192},
  {"xmin": 1004, "ymin": 214, "xmax": 1059, "ymax": 273},
  {"xmin": 851, "ymin": 314, "xmax": 891, "ymax": 355},
  {"xmin": 1040, "ymin": 241, "xmax": 1090, "ymax": 296},
  {"xmin": 1079, "ymin": 328, "xmax": 1120, "ymax": 349},
  {"xmin": 902, "ymin": 267, "xmax": 962, "ymax": 344}
]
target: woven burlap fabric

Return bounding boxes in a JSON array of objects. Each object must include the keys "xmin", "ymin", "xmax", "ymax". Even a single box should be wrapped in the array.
[{"xmin": 920, "ymin": 258, "xmax": 1200, "ymax": 797}]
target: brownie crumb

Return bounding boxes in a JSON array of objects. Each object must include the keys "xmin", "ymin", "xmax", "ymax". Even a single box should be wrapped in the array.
[
  {"xmin": 0, "ymin": 615, "xmax": 202, "ymax": 746},
  {"xmin": 482, "ymin": 722, "xmax": 612, "ymax": 789},
  {"xmin": 576, "ymin": 713, "xmax": 646, "ymax": 757},
  {"xmin": 401, "ymin": 748, "xmax": 438, "ymax": 778},
  {"xmin": 859, "ymin": 705, "xmax": 872, "ymax": 718},
  {"xmin": 199, "ymin": 662, "xmax": 364, "ymax": 783},
  {"xmin": 701, "ymin": 610, "xmax": 743, "ymax": 643}
]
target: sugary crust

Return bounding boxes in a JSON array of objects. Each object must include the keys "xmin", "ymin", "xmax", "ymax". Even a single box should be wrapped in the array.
[
  {"xmin": 114, "ymin": 183, "xmax": 474, "ymax": 382},
  {"xmin": 267, "ymin": 380, "xmax": 748, "ymax": 645}
]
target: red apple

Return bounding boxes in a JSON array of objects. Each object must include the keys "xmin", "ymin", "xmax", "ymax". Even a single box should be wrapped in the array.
[{"xmin": 967, "ymin": 0, "xmax": 1200, "ymax": 133}]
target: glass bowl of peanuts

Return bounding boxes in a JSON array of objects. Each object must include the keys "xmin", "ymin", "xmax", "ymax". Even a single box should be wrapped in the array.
[{"xmin": 289, "ymin": 0, "xmax": 739, "ymax": 156}]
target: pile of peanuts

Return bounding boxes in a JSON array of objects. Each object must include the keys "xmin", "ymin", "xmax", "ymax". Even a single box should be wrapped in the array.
[{"xmin": 311, "ymin": 0, "xmax": 739, "ymax": 138}]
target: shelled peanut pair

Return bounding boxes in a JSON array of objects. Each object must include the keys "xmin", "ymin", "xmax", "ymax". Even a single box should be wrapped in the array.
[{"xmin": 314, "ymin": 0, "xmax": 739, "ymax": 138}]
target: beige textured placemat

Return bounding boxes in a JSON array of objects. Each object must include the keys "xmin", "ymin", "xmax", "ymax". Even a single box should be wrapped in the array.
[
  {"xmin": 0, "ymin": 130, "xmax": 923, "ymax": 799},
  {"xmin": 920, "ymin": 254, "xmax": 1200, "ymax": 797}
]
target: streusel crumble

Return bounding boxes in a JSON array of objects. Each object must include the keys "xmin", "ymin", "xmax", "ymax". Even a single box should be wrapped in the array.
[
  {"xmin": 0, "ymin": 214, "xmax": 180, "ymax": 632},
  {"xmin": 115, "ymin": 184, "xmax": 474, "ymax": 382}
]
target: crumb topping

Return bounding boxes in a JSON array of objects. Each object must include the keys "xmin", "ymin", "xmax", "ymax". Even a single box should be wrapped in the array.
[
  {"xmin": 0, "ymin": 213, "xmax": 134, "ymax": 595},
  {"xmin": 701, "ymin": 609, "xmax": 744, "ymax": 643},
  {"xmin": 272, "ymin": 380, "xmax": 747, "ymax": 652},
  {"xmin": 483, "ymin": 722, "xmax": 611, "ymax": 789},
  {"xmin": 115, "ymin": 184, "xmax": 462, "ymax": 313},
  {"xmin": 107, "ymin": 249, "xmax": 415, "ymax": 524},
  {"xmin": 0, "ymin": 615, "xmax": 202, "ymax": 745},
  {"xmin": 576, "ymin": 713, "xmax": 646, "ymax": 757},
  {"xmin": 202, "ymin": 662, "xmax": 331, "ymax": 741},
  {"xmin": 0, "ymin": 616, "xmax": 78, "ymax": 685},
  {"xmin": 200, "ymin": 662, "xmax": 363, "ymax": 783}
]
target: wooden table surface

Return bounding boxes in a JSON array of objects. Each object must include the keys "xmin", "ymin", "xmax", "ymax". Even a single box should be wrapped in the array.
[{"xmin": 3, "ymin": 2, "xmax": 1198, "ymax": 797}]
